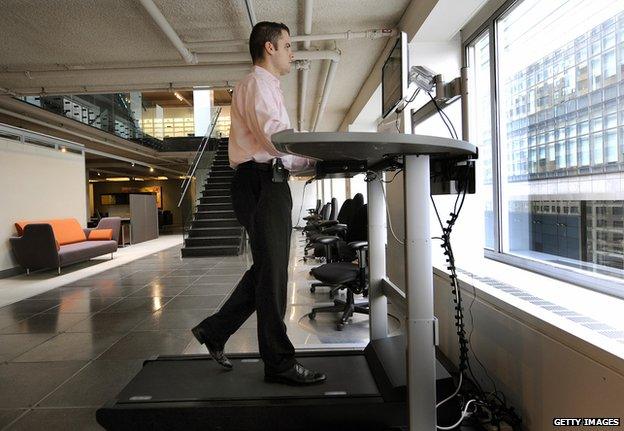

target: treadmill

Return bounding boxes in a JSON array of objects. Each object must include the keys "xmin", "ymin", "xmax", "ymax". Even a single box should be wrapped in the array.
[{"xmin": 96, "ymin": 131, "xmax": 477, "ymax": 431}]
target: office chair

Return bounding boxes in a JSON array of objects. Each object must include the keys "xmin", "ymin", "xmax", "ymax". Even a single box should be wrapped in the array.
[
  {"xmin": 308, "ymin": 204, "xmax": 369, "ymax": 330},
  {"xmin": 307, "ymin": 193, "xmax": 365, "ymax": 260}
]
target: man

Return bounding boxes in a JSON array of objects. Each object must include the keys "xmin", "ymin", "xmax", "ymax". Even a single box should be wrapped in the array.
[{"xmin": 192, "ymin": 21, "xmax": 326, "ymax": 386}]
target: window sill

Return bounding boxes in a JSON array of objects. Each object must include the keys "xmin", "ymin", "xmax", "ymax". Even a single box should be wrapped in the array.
[{"xmin": 432, "ymin": 255, "xmax": 624, "ymax": 374}]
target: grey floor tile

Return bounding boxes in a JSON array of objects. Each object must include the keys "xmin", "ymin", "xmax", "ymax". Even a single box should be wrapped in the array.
[
  {"xmin": 194, "ymin": 275, "xmax": 242, "ymax": 284},
  {"xmin": 89, "ymin": 284, "xmax": 148, "ymax": 297},
  {"xmin": 166, "ymin": 268, "xmax": 209, "ymax": 277},
  {"xmin": 0, "ymin": 361, "xmax": 87, "ymax": 408},
  {"xmin": 133, "ymin": 308, "xmax": 216, "ymax": 331},
  {"xmin": 0, "ymin": 334, "xmax": 56, "ymax": 362},
  {"xmin": 98, "ymin": 330, "xmax": 193, "ymax": 360},
  {"xmin": 127, "ymin": 283, "xmax": 189, "ymax": 298},
  {"xmin": 64, "ymin": 312, "xmax": 151, "ymax": 333},
  {"xmin": 184, "ymin": 327, "xmax": 258, "ymax": 355},
  {"xmin": 39, "ymin": 360, "xmax": 144, "ymax": 407},
  {"xmin": 151, "ymin": 276, "xmax": 201, "ymax": 286},
  {"xmin": 113, "ymin": 273, "xmax": 160, "ymax": 285},
  {"xmin": 0, "ymin": 300, "xmax": 61, "ymax": 315},
  {"xmin": 28, "ymin": 287, "xmax": 94, "ymax": 301},
  {"xmin": 63, "ymin": 278, "xmax": 125, "ymax": 288},
  {"xmin": 0, "ymin": 409, "xmax": 25, "ymax": 429},
  {"xmin": 6, "ymin": 408, "xmax": 103, "ymax": 430},
  {"xmin": 179, "ymin": 283, "xmax": 235, "ymax": 295},
  {"xmin": 0, "ymin": 313, "xmax": 90, "ymax": 335},
  {"xmin": 53, "ymin": 297, "xmax": 122, "ymax": 314},
  {"xmin": 0, "ymin": 314, "xmax": 31, "ymax": 332},
  {"xmin": 98, "ymin": 297, "xmax": 171, "ymax": 314},
  {"xmin": 163, "ymin": 295, "xmax": 225, "ymax": 310},
  {"xmin": 13, "ymin": 333, "xmax": 124, "ymax": 362}
]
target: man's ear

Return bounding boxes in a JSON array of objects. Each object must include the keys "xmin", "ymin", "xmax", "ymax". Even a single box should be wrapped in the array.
[{"xmin": 264, "ymin": 40, "xmax": 275, "ymax": 56}]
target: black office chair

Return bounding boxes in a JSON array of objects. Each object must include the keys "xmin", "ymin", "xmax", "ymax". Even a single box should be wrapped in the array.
[
  {"xmin": 308, "ymin": 204, "xmax": 369, "ymax": 330},
  {"xmin": 304, "ymin": 193, "xmax": 364, "ymax": 262}
]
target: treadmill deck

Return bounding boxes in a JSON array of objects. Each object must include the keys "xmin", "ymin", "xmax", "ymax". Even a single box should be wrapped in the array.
[{"xmin": 116, "ymin": 353, "xmax": 381, "ymax": 403}]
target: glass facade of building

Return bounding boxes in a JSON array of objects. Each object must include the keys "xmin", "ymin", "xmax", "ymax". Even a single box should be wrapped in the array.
[{"xmin": 470, "ymin": 0, "xmax": 624, "ymax": 279}]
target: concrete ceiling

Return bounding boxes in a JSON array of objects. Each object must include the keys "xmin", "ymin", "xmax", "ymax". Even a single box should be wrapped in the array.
[{"xmin": 0, "ymin": 0, "xmax": 414, "ymax": 132}]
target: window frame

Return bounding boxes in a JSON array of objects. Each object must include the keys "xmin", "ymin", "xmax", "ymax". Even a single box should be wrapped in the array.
[{"xmin": 462, "ymin": 0, "xmax": 624, "ymax": 299}]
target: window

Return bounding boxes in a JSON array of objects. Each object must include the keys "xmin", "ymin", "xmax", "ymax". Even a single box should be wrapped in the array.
[
  {"xmin": 467, "ymin": 31, "xmax": 495, "ymax": 249},
  {"xmin": 465, "ymin": 0, "xmax": 624, "ymax": 297}
]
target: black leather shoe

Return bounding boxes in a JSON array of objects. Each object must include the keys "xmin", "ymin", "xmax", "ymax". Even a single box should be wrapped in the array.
[
  {"xmin": 265, "ymin": 363, "xmax": 326, "ymax": 385},
  {"xmin": 191, "ymin": 325, "xmax": 232, "ymax": 370}
]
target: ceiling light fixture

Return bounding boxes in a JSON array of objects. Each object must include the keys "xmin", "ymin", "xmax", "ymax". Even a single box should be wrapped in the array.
[
  {"xmin": 106, "ymin": 177, "xmax": 131, "ymax": 182},
  {"xmin": 149, "ymin": 167, "xmax": 154, "ymax": 172}
]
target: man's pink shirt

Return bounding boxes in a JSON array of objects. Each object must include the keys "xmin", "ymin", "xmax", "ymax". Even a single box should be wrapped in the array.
[{"xmin": 228, "ymin": 65, "xmax": 312, "ymax": 172}]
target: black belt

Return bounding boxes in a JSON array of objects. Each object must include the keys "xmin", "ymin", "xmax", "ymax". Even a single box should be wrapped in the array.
[{"xmin": 236, "ymin": 161, "xmax": 272, "ymax": 172}]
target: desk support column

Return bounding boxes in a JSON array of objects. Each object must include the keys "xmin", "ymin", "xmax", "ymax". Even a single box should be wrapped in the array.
[
  {"xmin": 367, "ymin": 174, "xmax": 388, "ymax": 340},
  {"xmin": 403, "ymin": 155, "xmax": 436, "ymax": 430}
]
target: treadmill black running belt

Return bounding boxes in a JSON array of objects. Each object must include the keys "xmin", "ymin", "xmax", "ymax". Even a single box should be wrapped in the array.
[
  {"xmin": 97, "ymin": 337, "xmax": 459, "ymax": 431},
  {"xmin": 116, "ymin": 355, "xmax": 380, "ymax": 403}
]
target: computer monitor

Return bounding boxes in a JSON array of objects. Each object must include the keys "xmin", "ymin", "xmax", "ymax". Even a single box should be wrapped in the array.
[{"xmin": 381, "ymin": 31, "xmax": 408, "ymax": 119}]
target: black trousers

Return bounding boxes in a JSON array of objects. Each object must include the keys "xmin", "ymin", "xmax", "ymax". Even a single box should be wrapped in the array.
[{"xmin": 198, "ymin": 163, "xmax": 296, "ymax": 374}]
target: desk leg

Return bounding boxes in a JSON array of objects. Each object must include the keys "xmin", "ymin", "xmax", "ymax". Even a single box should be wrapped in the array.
[
  {"xmin": 367, "ymin": 175, "xmax": 388, "ymax": 340},
  {"xmin": 403, "ymin": 154, "xmax": 436, "ymax": 431}
]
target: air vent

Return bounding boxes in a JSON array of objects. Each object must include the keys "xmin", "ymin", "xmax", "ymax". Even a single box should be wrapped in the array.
[{"xmin": 456, "ymin": 268, "xmax": 624, "ymax": 344}]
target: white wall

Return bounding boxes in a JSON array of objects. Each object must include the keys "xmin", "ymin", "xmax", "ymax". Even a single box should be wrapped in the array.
[
  {"xmin": 434, "ymin": 273, "xmax": 624, "ymax": 429},
  {"xmin": 386, "ymin": 36, "xmax": 483, "ymax": 290},
  {"xmin": 0, "ymin": 137, "xmax": 87, "ymax": 273}
]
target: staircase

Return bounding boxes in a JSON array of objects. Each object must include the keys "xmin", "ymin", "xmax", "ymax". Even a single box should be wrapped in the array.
[{"xmin": 181, "ymin": 139, "xmax": 245, "ymax": 257}]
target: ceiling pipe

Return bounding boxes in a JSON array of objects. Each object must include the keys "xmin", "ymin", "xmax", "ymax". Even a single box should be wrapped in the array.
[
  {"xmin": 138, "ymin": 0, "xmax": 198, "ymax": 64},
  {"xmin": 243, "ymin": 0, "xmax": 257, "ymax": 28},
  {"xmin": 185, "ymin": 28, "xmax": 396, "ymax": 50},
  {"xmin": 0, "ymin": 107, "xmax": 185, "ymax": 175},
  {"xmin": 0, "ymin": 64, "xmax": 250, "ymax": 79},
  {"xmin": 0, "ymin": 87, "xmax": 18, "ymax": 96},
  {"xmin": 298, "ymin": 0, "xmax": 313, "ymax": 131},
  {"xmin": 3, "ymin": 83, "xmax": 236, "ymax": 97},
  {"xmin": 193, "ymin": 49, "xmax": 340, "ymax": 63},
  {"xmin": 311, "ymin": 57, "xmax": 339, "ymax": 132}
]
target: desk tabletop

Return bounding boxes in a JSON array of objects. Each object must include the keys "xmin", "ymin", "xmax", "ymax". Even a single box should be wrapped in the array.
[{"xmin": 272, "ymin": 130, "xmax": 477, "ymax": 168}]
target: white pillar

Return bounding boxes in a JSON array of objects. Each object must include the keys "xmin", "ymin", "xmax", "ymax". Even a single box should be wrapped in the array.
[
  {"xmin": 193, "ymin": 89, "xmax": 213, "ymax": 137},
  {"xmin": 403, "ymin": 154, "xmax": 436, "ymax": 431}
]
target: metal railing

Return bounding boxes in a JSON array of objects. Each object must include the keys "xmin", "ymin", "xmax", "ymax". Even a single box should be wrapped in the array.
[{"xmin": 177, "ymin": 107, "xmax": 222, "ymax": 208}]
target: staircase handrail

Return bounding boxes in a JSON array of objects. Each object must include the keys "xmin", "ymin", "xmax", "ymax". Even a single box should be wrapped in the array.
[{"xmin": 177, "ymin": 107, "xmax": 222, "ymax": 208}]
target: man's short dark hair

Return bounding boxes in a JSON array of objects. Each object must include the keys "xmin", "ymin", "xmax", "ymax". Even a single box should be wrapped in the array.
[{"xmin": 249, "ymin": 21, "xmax": 290, "ymax": 63}]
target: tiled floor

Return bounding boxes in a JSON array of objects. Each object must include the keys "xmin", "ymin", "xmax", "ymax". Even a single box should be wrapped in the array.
[{"xmin": 0, "ymin": 232, "xmax": 389, "ymax": 430}]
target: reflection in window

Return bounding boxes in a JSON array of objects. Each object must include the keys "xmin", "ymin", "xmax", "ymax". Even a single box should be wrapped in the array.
[{"xmin": 496, "ymin": 0, "xmax": 624, "ymax": 274}]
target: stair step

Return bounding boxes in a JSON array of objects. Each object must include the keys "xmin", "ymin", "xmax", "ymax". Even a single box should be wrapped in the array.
[
  {"xmin": 187, "ymin": 227, "xmax": 243, "ymax": 237},
  {"xmin": 197, "ymin": 203, "xmax": 233, "ymax": 211},
  {"xmin": 185, "ymin": 236, "xmax": 241, "ymax": 247},
  {"xmin": 195, "ymin": 210, "xmax": 236, "ymax": 220},
  {"xmin": 211, "ymin": 166, "xmax": 234, "ymax": 172},
  {"xmin": 210, "ymin": 173, "xmax": 234, "ymax": 179},
  {"xmin": 199, "ymin": 196, "xmax": 232, "ymax": 204},
  {"xmin": 202, "ymin": 189, "xmax": 230, "ymax": 196},
  {"xmin": 205, "ymin": 180, "xmax": 232, "ymax": 186},
  {"xmin": 181, "ymin": 245, "xmax": 239, "ymax": 257},
  {"xmin": 192, "ymin": 218, "xmax": 240, "ymax": 228}
]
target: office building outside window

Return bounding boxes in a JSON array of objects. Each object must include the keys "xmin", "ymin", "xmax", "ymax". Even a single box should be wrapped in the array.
[{"xmin": 467, "ymin": 0, "xmax": 624, "ymax": 294}]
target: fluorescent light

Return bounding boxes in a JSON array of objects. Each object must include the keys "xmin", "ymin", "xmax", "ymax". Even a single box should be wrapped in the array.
[
  {"xmin": 105, "ymin": 177, "xmax": 131, "ymax": 182},
  {"xmin": 133, "ymin": 177, "xmax": 144, "ymax": 181},
  {"xmin": 156, "ymin": 176, "xmax": 168, "ymax": 180},
  {"xmin": 174, "ymin": 92, "xmax": 184, "ymax": 101}
]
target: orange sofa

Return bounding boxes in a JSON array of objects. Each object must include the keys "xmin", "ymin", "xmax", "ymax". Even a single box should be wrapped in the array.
[{"xmin": 10, "ymin": 217, "xmax": 120, "ymax": 275}]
